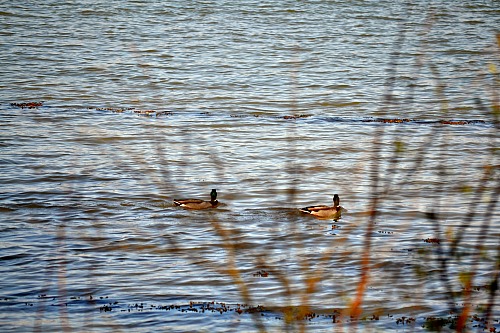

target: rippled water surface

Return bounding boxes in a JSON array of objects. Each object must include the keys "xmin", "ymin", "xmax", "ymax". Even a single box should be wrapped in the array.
[{"xmin": 1, "ymin": 1, "xmax": 499, "ymax": 332}]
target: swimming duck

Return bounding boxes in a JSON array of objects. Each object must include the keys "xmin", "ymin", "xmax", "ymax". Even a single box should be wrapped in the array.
[
  {"xmin": 173, "ymin": 189, "xmax": 219, "ymax": 209},
  {"xmin": 299, "ymin": 194, "xmax": 343, "ymax": 220}
]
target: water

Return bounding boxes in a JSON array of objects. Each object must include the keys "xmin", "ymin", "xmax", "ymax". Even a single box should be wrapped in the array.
[{"xmin": 0, "ymin": 1, "xmax": 499, "ymax": 332}]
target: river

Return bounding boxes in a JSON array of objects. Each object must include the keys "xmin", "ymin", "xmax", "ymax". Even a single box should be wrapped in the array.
[{"xmin": 1, "ymin": 1, "xmax": 499, "ymax": 332}]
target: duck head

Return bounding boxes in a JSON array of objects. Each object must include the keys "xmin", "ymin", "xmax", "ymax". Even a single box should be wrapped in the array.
[
  {"xmin": 210, "ymin": 189, "xmax": 218, "ymax": 203},
  {"xmin": 333, "ymin": 194, "xmax": 340, "ymax": 207}
]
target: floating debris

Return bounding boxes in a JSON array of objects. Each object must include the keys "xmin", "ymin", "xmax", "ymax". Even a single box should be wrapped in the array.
[
  {"xmin": 424, "ymin": 238, "xmax": 441, "ymax": 244},
  {"xmin": 95, "ymin": 107, "xmax": 134, "ymax": 113},
  {"xmin": 10, "ymin": 103, "xmax": 489, "ymax": 126},
  {"xmin": 99, "ymin": 305, "xmax": 112, "ymax": 312},
  {"xmin": 93, "ymin": 107, "xmax": 173, "ymax": 117},
  {"xmin": 396, "ymin": 316, "xmax": 416, "ymax": 325},
  {"xmin": 155, "ymin": 111, "xmax": 173, "ymax": 117},
  {"xmin": 253, "ymin": 270, "xmax": 269, "ymax": 277},
  {"xmin": 282, "ymin": 114, "xmax": 311, "ymax": 120},
  {"xmin": 423, "ymin": 316, "xmax": 458, "ymax": 330},
  {"xmin": 360, "ymin": 117, "xmax": 487, "ymax": 125},
  {"xmin": 10, "ymin": 101, "xmax": 43, "ymax": 109},
  {"xmin": 132, "ymin": 109, "xmax": 156, "ymax": 116},
  {"xmin": 10, "ymin": 294, "xmax": 498, "ymax": 331}
]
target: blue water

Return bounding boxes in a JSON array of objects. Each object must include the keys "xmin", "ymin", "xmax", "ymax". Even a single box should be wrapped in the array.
[{"xmin": 0, "ymin": 1, "xmax": 499, "ymax": 332}]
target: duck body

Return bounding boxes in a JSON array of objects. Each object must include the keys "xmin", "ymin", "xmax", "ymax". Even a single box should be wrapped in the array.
[
  {"xmin": 300, "ymin": 194, "xmax": 343, "ymax": 220},
  {"xmin": 174, "ymin": 189, "xmax": 219, "ymax": 210}
]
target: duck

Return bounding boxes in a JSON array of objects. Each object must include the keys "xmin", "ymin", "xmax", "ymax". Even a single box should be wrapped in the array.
[
  {"xmin": 299, "ymin": 194, "xmax": 343, "ymax": 220},
  {"xmin": 173, "ymin": 189, "xmax": 220, "ymax": 209}
]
